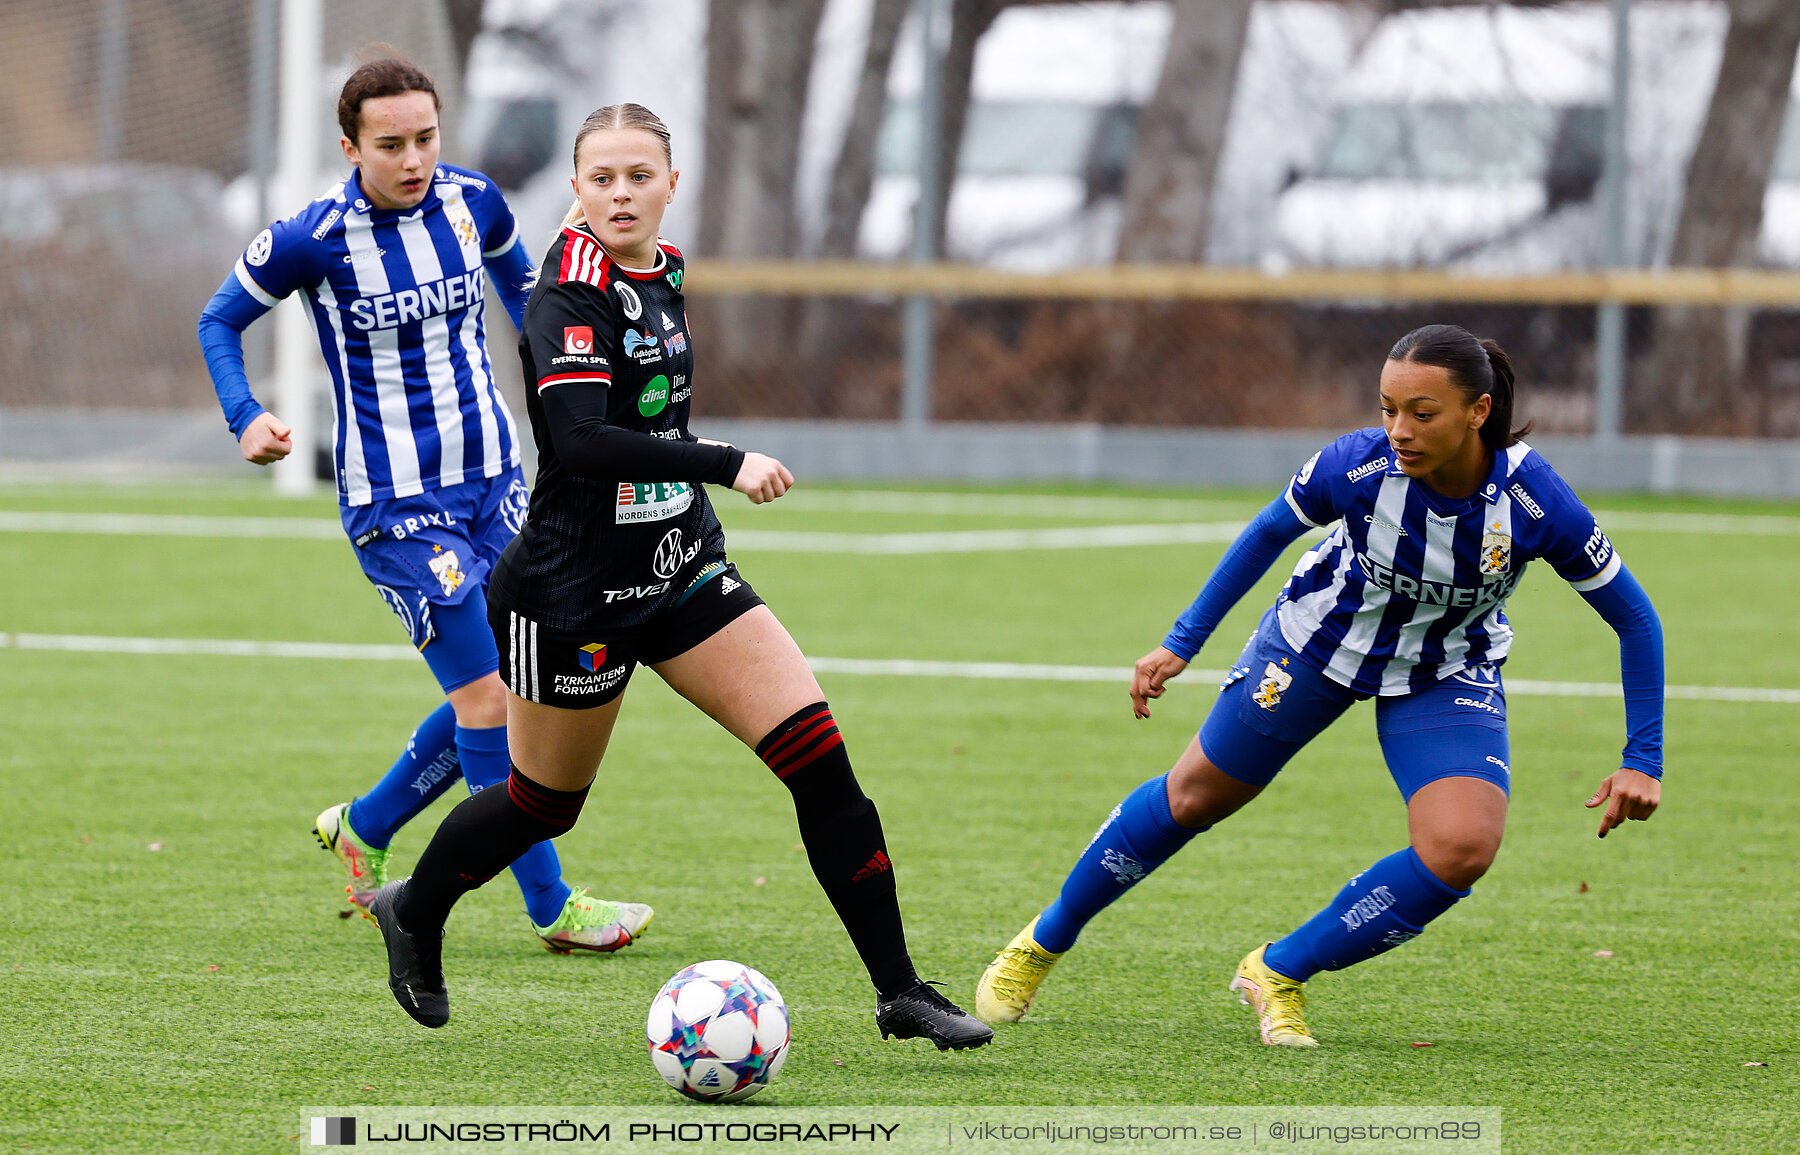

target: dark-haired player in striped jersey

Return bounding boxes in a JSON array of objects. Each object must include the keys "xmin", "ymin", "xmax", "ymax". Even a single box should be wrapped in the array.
[
  {"xmin": 976, "ymin": 324, "xmax": 1664, "ymax": 1046},
  {"xmin": 196, "ymin": 58, "xmax": 649, "ymax": 955},
  {"xmin": 365, "ymin": 103, "xmax": 991, "ymax": 1051}
]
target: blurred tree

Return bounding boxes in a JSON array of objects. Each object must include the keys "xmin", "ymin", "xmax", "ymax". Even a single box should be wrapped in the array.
[
  {"xmin": 819, "ymin": 0, "xmax": 911, "ymax": 261},
  {"xmin": 699, "ymin": 0, "xmax": 830, "ymax": 364},
  {"xmin": 1116, "ymin": 0, "xmax": 1256, "ymax": 263},
  {"xmin": 1638, "ymin": 0, "xmax": 1800, "ymax": 433}
]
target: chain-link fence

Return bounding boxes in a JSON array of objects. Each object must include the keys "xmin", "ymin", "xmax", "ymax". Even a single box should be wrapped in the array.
[{"xmin": 2, "ymin": 0, "xmax": 1797, "ymax": 474}]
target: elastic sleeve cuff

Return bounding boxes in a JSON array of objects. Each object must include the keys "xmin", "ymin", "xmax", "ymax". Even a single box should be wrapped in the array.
[{"xmin": 710, "ymin": 447, "xmax": 746, "ymax": 487}]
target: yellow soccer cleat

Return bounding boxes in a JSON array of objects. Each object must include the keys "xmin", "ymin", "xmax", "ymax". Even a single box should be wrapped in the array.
[
  {"xmin": 975, "ymin": 916, "xmax": 1064, "ymax": 1024},
  {"xmin": 1230, "ymin": 943, "xmax": 1319, "ymax": 1047}
]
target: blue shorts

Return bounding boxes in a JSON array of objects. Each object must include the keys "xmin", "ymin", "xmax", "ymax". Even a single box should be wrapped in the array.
[
  {"xmin": 1198, "ymin": 608, "xmax": 1511, "ymax": 800},
  {"xmin": 340, "ymin": 468, "xmax": 530, "ymax": 692}
]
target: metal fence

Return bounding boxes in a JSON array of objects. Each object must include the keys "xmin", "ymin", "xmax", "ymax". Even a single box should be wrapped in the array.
[{"xmin": 3, "ymin": 0, "xmax": 1798, "ymax": 476}]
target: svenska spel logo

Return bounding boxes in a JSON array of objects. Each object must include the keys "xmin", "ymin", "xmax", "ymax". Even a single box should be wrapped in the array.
[
  {"xmin": 564, "ymin": 326, "xmax": 594, "ymax": 355},
  {"xmin": 578, "ymin": 643, "xmax": 608, "ymax": 672},
  {"xmin": 310, "ymin": 1116, "xmax": 355, "ymax": 1145}
]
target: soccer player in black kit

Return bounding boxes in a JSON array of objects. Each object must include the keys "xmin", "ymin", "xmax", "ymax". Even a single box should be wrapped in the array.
[{"xmin": 365, "ymin": 103, "xmax": 992, "ymax": 1051}]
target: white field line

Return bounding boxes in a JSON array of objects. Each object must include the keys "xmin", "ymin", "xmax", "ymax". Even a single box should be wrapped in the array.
[
  {"xmin": 5, "ymin": 505, "xmax": 1798, "ymax": 550},
  {"xmin": 3, "ymin": 632, "xmax": 1796, "ymax": 704}
]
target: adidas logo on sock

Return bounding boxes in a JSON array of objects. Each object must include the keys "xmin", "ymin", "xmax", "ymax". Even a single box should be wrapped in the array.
[{"xmin": 852, "ymin": 851, "xmax": 892, "ymax": 882}]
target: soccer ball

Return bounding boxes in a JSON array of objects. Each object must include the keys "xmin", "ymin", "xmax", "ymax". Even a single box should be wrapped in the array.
[{"xmin": 646, "ymin": 960, "xmax": 790, "ymax": 1103}]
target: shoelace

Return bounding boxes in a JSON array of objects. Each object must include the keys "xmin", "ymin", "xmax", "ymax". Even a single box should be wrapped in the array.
[
  {"xmin": 907, "ymin": 980, "xmax": 964, "ymax": 1013},
  {"xmin": 990, "ymin": 946, "xmax": 1050, "ymax": 996}
]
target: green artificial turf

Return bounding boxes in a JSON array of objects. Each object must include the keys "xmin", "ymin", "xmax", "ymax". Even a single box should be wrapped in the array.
[{"xmin": 0, "ymin": 480, "xmax": 1795, "ymax": 1152}]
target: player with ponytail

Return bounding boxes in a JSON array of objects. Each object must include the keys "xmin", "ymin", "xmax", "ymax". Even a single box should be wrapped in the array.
[
  {"xmin": 363, "ymin": 103, "xmax": 992, "ymax": 1052},
  {"xmin": 976, "ymin": 324, "xmax": 1664, "ymax": 1046}
]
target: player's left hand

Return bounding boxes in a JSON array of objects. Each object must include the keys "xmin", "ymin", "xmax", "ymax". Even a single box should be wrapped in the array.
[{"xmin": 1585, "ymin": 768, "xmax": 1660, "ymax": 838}]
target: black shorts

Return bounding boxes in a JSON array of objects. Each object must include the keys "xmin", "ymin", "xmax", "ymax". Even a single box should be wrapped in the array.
[{"xmin": 488, "ymin": 559, "xmax": 764, "ymax": 708}]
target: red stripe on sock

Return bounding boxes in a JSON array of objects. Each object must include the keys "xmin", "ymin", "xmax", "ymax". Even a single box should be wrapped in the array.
[
  {"xmin": 772, "ymin": 730, "xmax": 845, "ymax": 780},
  {"xmin": 762, "ymin": 714, "xmax": 838, "ymax": 770}
]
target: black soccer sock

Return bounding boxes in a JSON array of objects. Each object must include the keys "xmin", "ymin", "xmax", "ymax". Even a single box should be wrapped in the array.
[
  {"xmin": 758, "ymin": 703, "xmax": 918, "ymax": 1000},
  {"xmin": 398, "ymin": 765, "xmax": 589, "ymax": 932}
]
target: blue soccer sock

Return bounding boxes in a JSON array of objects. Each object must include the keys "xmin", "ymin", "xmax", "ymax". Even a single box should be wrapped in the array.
[
  {"xmin": 1034, "ymin": 774, "xmax": 1206, "ymax": 953},
  {"xmin": 346, "ymin": 701, "xmax": 462, "ymax": 850},
  {"xmin": 1262, "ymin": 847, "xmax": 1470, "ymax": 982},
  {"xmin": 455, "ymin": 723, "xmax": 572, "ymax": 927}
]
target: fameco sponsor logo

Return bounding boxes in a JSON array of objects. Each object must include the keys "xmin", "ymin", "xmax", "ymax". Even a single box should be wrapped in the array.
[
  {"xmin": 1345, "ymin": 456, "xmax": 1390, "ymax": 483},
  {"xmin": 1509, "ymin": 483, "xmax": 1544, "ymax": 520},
  {"xmin": 604, "ymin": 581, "xmax": 672, "ymax": 604},
  {"xmin": 310, "ymin": 209, "xmax": 342, "ymax": 240},
  {"xmin": 564, "ymin": 327, "xmax": 594, "ymax": 355},
  {"xmin": 616, "ymin": 480, "xmax": 692, "ymax": 524},
  {"xmin": 435, "ymin": 168, "xmax": 488, "ymax": 191}
]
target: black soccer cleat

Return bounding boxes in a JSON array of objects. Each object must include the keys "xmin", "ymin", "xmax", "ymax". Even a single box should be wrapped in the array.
[
  {"xmin": 875, "ymin": 980, "xmax": 994, "ymax": 1051},
  {"xmin": 368, "ymin": 879, "xmax": 450, "ymax": 1028}
]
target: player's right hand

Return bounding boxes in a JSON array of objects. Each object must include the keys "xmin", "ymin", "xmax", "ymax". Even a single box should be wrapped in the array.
[
  {"xmin": 239, "ymin": 411, "xmax": 293, "ymax": 466},
  {"xmin": 732, "ymin": 452, "xmax": 793, "ymax": 504},
  {"xmin": 1131, "ymin": 645, "xmax": 1189, "ymax": 719}
]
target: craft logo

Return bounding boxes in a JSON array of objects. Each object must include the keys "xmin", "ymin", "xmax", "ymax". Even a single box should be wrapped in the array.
[
  {"xmin": 637, "ymin": 374, "xmax": 671, "ymax": 417},
  {"xmin": 564, "ymin": 327, "xmax": 594, "ymax": 355},
  {"xmin": 1252, "ymin": 660, "xmax": 1293, "ymax": 711},
  {"xmin": 578, "ymin": 642, "xmax": 608, "ymax": 672},
  {"xmin": 310, "ymin": 1116, "xmax": 355, "ymax": 1145}
]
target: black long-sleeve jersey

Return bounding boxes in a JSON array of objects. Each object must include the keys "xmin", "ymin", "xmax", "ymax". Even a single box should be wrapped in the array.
[{"xmin": 489, "ymin": 227, "xmax": 746, "ymax": 632}]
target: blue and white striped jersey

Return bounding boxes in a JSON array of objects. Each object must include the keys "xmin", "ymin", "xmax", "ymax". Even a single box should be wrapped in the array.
[
  {"xmin": 230, "ymin": 164, "xmax": 523, "ymax": 506},
  {"xmin": 1278, "ymin": 428, "xmax": 1620, "ymax": 696}
]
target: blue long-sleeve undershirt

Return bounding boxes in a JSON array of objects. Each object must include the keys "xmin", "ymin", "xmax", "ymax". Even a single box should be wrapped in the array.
[
  {"xmin": 194, "ymin": 239, "xmax": 537, "ymax": 441},
  {"xmin": 1577, "ymin": 563, "xmax": 1664, "ymax": 778},
  {"xmin": 1160, "ymin": 496, "xmax": 1665, "ymax": 779},
  {"xmin": 1162, "ymin": 496, "xmax": 1310, "ymax": 662}
]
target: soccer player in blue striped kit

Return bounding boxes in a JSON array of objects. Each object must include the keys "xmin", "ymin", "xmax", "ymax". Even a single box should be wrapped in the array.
[
  {"xmin": 976, "ymin": 325, "xmax": 1665, "ymax": 1045},
  {"xmin": 196, "ymin": 57, "xmax": 651, "ymax": 954}
]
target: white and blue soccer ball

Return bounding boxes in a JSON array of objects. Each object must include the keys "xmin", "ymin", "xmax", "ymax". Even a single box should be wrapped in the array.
[{"xmin": 646, "ymin": 960, "xmax": 790, "ymax": 1103}]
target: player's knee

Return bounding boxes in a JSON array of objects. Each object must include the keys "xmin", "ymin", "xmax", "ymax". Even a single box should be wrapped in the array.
[
  {"xmin": 1414, "ymin": 831, "xmax": 1500, "ymax": 891},
  {"xmin": 447, "ymin": 671, "xmax": 508, "ymax": 728},
  {"xmin": 1166, "ymin": 750, "xmax": 1260, "ymax": 829},
  {"xmin": 506, "ymin": 764, "xmax": 588, "ymax": 838}
]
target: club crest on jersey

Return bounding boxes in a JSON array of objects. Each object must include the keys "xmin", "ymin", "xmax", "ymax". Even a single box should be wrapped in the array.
[
  {"xmin": 246, "ymin": 228, "xmax": 273, "ymax": 266},
  {"xmin": 1480, "ymin": 529, "xmax": 1512, "ymax": 575},
  {"xmin": 615, "ymin": 282, "xmax": 644, "ymax": 320},
  {"xmin": 1252, "ymin": 661, "xmax": 1293, "ymax": 711},
  {"xmin": 445, "ymin": 197, "xmax": 479, "ymax": 247},
  {"xmin": 564, "ymin": 327, "xmax": 594, "ymax": 355},
  {"xmin": 427, "ymin": 548, "xmax": 465, "ymax": 597}
]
